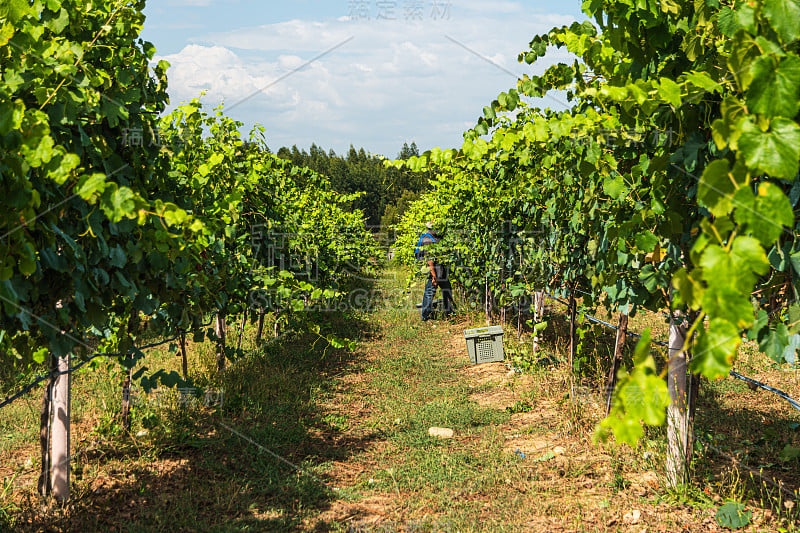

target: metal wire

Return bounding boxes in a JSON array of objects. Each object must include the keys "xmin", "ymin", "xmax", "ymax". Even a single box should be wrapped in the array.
[
  {"xmin": 729, "ymin": 371, "xmax": 800, "ymax": 413},
  {"xmin": 540, "ymin": 290, "xmax": 800, "ymax": 413},
  {"xmin": 0, "ymin": 320, "xmax": 213, "ymax": 410}
]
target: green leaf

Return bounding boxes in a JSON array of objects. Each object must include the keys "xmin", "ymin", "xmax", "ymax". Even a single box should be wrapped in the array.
[
  {"xmin": 108, "ymin": 246, "xmax": 126, "ymax": 268},
  {"xmin": 746, "ymin": 55, "xmax": 800, "ymax": 118},
  {"xmin": 727, "ymin": 35, "xmax": 760, "ymax": 91},
  {"xmin": 603, "ymin": 176, "xmax": 626, "ymax": 199},
  {"xmin": 596, "ymin": 414, "xmax": 645, "ymax": 446},
  {"xmin": 790, "ymin": 250, "xmax": 800, "ymax": 277},
  {"xmin": 701, "ymin": 287, "xmax": 754, "ymax": 328},
  {"xmin": 18, "ymin": 255, "xmax": 36, "ymax": 276},
  {"xmin": 747, "ymin": 309, "xmax": 769, "ymax": 340},
  {"xmin": 638, "ymin": 264, "xmax": 665, "ymax": 292},
  {"xmin": 672, "ymin": 267, "xmax": 705, "ymax": 309},
  {"xmin": 760, "ymin": 323, "xmax": 790, "ymax": 362},
  {"xmin": 729, "ymin": 236, "xmax": 770, "ymax": 289},
  {"xmin": 32, "ymin": 347, "xmax": 48, "ymax": 365},
  {"xmin": 0, "ymin": 99, "xmax": 24, "ymax": 136},
  {"xmin": 684, "ymin": 71, "xmax": 721, "ymax": 92},
  {"xmin": 106, "ymin": 186, "xmax": 138, "ymax": 221},
  {"xmin": 781, "ymin": 333, "xmax": 800, "ymax": 364},
  {"xmin": 659, "ymin": 78, "xmax": 682, "ymax": 108},
  {"xmin": 162, "ymin": 204, "xmax": 187, "ymax": 226},
  {"xmin": 698, "ymin": 160, "xmax": 736, "ymax": 216},
  {"xmin": 738, "ymin": 118, "xmax": 800, "ymax": 179},
  {"xmin": 715, "ymin": 502, "xmax": 752, "ymax": 529},
  {"xmin": 718, "ymin": 4, "xmax": 756, "ymax": 36},
  {"xmin": 762, "ymin": 0, "xmax": 800, "ymax": 43},
  {"xmin": 699, "ymin": 237, "xmax": 768, "ymax": 294},
  {"xmin": 621, "ymin": 364, "xmax": 669, "ymax": 425},
  {"xmin": 44, "ymin": 8, "xmax": 69, "ymax": 33},
  {"xmin": 634, "ymin": 231, "xmax": 658, "ymax": 253},
  {"xmin": 76, "ymin": 173, "xmax": 107, "ymax": 201},
  {"xmin": 691, "ymin": 319, "xmax": 741, "ymax": 378},
  {"xmin": 2, "ymin": 0, "xmax": 33, "ymax": 23},
  {"xmin": 734, "ymin": 182, "xmax": 793, "ymax": 245}
]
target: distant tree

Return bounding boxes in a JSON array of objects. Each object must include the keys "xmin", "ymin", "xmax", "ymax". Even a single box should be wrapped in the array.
[
  {"xmin": 380, "ymin": 189, "xmax": 417, "ymax": 232},
  {"xmin": 399, "ymin": 142, "xmax": 421, "ymax": 160},
  {"xmin": 274, "ymin": 142, "xmax": 430, "ymax": 228}
]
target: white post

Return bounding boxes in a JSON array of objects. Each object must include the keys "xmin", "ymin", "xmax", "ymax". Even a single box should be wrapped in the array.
[
  {"xmin": 215, "ymin": 313, "xmax": 227, "ymax": 371},
  {"xmin": 666, "ymin": 313, "xmax": 691, "ymax": 488},
  {"xmin": 532, "ymin": 291, "xmax": 543, "ymax": 354},
  {"xmin": 50, "ymin": 353, "xmax": 70, "ymax": 503}
]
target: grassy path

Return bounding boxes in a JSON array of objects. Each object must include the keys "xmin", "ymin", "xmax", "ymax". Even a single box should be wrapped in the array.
[{"xmin": 1, "ymin": 269, "xmax": 798, "ymax": 531}]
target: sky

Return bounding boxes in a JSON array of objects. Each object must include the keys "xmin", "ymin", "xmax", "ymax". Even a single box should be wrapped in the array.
[{"xmin": 141, "ymin": 1, "xmax": 587, "ymax": 158}]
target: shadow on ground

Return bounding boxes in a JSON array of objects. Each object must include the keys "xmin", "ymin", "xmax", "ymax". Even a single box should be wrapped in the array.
[{"xmin": 9, "ymin": 281, "xmax": 387, "ymax": 532}]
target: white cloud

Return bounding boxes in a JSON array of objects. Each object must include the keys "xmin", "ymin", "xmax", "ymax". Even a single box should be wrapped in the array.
[
  {"xmin": 164, "ymin": 0, "xmax": 232, "ymax": 5},
  {"xmin": 456, "ymin": 0, "xmax": 526, "ymax": 14},
  {"xmin": 155, "ymin": 7, "xmax": 579, "ymax": 155}
]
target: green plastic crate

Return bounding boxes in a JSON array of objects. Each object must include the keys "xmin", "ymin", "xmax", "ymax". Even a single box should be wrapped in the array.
[{"xmin": 464, "ymin": 325, "xmax": 504, "ymax": 365}]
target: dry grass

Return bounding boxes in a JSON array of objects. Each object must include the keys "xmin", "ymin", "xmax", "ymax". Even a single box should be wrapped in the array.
[{"xmin": 1, "ymin": 271, "xmax": 799, "ymax": 531}]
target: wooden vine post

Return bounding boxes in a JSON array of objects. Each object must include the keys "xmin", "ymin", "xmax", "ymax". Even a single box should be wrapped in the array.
[
  {"xmin": 50, "ymin": 353, "xmax": 71, "ymax": 503},
  {"xmin": 666, "ymin": 311, "xmax": 696, "ymax": 488},
  {"xmin": 37, "ymin": 363, "xmax": 53, "ymax": 499},
  {"xmin": 531, "ymin": 291, "xmax": 543, "ymax": 354},
  {"xmin": 273, "ymin": 310, "xmax": 282, "ymax": 338},
  {"xmin": 484, "ymin": 273, "xmax": 491, "ymax": 325},
  {"xmin": 255, "ymin": 309, "xmax": 265, "ymax": 346},
  {"xmin": 237, "ymin": 313, "xmax": 247, "ymax": 351},
  {"xmin": 567, "ymin": 286, "xmax": 577, "ymax": 403},
  {"xmin": 215, "ymin": 312, "xmax": 227, "ymax": 371},
  {"xmin": 122, "ymin": 313, "xmax": 139, "ymax": 432},
  {"xmin": 604, "ymin": 312, "xmax": 629, "ymax": 416},
  {"xmin": 179, "ymin": 332, "xmax": 188, "ymax": 380},
  {"xmin": 121, "ymin": 368, "xmax": 133, "ymax": 432},
  {"xmin": 38, "ymin": 353, "xmax": 71, "ymax": 503}
]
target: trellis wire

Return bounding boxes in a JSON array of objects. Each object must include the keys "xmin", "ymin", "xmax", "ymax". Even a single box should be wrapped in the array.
[
  {"xmin": 0, "ymin": 320, "xmax": 213, "ymax": 410},
  {"xmin": 539, "ymin": 290, "xmax": 800, "ymax": 414}
]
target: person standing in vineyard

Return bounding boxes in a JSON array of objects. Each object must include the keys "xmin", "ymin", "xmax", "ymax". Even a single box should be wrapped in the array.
[{"xmin": 416, "ymin": 220, "xmax": 455, "ymax": 320}]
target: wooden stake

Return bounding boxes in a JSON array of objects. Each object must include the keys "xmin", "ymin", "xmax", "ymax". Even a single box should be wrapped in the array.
[
  {"xmin": 50, "ymin": 353, "xmax": 70, "ymax": 504},
  {"xmin": 500, "ymin": 279, "xmax": 506, "ymax": 325},
  {"xmin": 237, "ymin": 312, "xmax": 247, "ymax": 351},
  {"xmin": 532, "ymin": 291, "xmax": 543, "ymax": 355},
  {"xmin": 604, "ymin": 312, "xmax": 628, "ymax": 417},
  {"xmin": 485, "ymin": 275, "xmax": 490, "ymax": 325},
  {"xmin": 121, "ymin": 367, "xmax": 132, "ymax": 432},
  {"xmin": 215, "ymin": 312, "xmax": 227, "ymax": 372},
  {"xmin": 180, "ymin": 332, "xmax": 188, "ymax": 380},
  {"xmin": 123, "ymin": 312, "xmax": 138, "ymax": 430},
  {"xmin": 568, "ymin": 287, "xmax": 577, "ymax": 403},
  {"xmin": 37, "ymin": 365, "xmax": 53, "ymax": 499},
  {"xmin": 256, "ymin": 310, "xmax": 265, "ymax": 346},
  {"xmin": 666, "ymin": 312, "xmax": 694, "ymax": 489}
]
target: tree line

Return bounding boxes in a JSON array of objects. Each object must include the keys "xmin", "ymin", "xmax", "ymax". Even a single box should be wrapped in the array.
[{"xmin": 274, "ymin": 142, "xmax": 429, "ymax": 232}]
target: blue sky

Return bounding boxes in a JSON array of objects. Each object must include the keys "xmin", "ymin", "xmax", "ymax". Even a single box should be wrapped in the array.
[{"xmin": 141, "ymin": 1, "xmax": 587, "ymax": 157}]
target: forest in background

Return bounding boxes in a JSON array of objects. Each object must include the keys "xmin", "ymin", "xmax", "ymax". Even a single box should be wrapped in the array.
[{"xmin": 274, "ymin": 142, "xmax": 429, "ymax": 232}]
